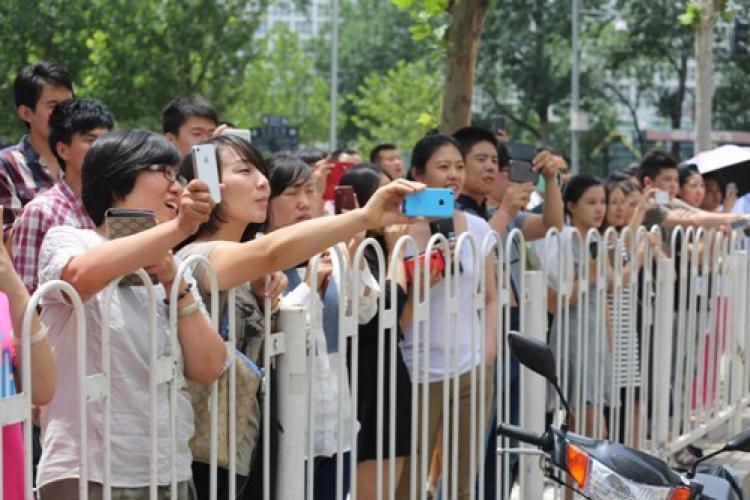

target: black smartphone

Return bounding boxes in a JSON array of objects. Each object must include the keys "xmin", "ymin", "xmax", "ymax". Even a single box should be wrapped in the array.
[
  {"xmin": 506, "ymin": 142, "xmax": 537, "ymax": 162},
  {"xmin": 429, "ymin": 218, "xmax": 457, "ymax": 240},
  {"xmin": 490, "ymin": 115, "xmax": 506, "ymax": 132},
  {"xmin": 508, "ymin": 160, "xmax": 539, "ymax": 185}
]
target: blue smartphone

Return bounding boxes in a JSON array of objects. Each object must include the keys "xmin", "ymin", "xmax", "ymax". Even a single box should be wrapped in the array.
[{"xmin": 402, "ymin": 188, "xmax": 454, "ymax": 218}]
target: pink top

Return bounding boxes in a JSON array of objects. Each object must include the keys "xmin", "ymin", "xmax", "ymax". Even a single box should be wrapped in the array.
[{"xmin": 1, "ymin": 292, "xmax": 24, "ymax": 500}]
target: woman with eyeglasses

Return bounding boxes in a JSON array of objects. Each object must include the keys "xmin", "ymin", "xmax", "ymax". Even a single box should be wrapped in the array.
[{"xmin": 36, "ymin": 129, "xmax": 227, "ymax": 499}]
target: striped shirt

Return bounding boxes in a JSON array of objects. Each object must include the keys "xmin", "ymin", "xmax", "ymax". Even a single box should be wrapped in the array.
[
  {"xmin": 13, "ymin": 179, "xmax": 93, "ymax": 293},
  {"xmin": 0, "ymin": 136, "xmax": 56, "ymax": 240}
]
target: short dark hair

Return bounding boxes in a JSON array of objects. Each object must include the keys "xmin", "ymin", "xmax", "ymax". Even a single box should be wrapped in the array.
[
  {"xmin": 82, "ymin": 130, "xmax": 181, "ymax": 226},
  {"xmin": 48, "ymin": 98, "xmax": 115, "ymax": 172},
  {"xmin": 162, "ymin": 94, "xmax": 218, "ymax": 135},
  {"xmin": 369, "ymin": 143, "xmax": 398, "ymax": 164},
  {"xmin": 452, "ymin": 126, "xmax": 498, "ymax": 158},
  {"xmin": 297, "ymin": 145, "xmax": 327, "ymax": 166},
  {"xmin": 638, "ymin": 149, "xmax": 677, "ymax": 184},
  {"xmin": 407, "ymin": 134, "xmax": 461, "ymax": 180},
  {"xmin": 14, "ymin": 61, "xmax": 73, "ymax": 121},
  {"xmin": 179, "ymin": 134, "xmax": 267, "ymax": 241}
]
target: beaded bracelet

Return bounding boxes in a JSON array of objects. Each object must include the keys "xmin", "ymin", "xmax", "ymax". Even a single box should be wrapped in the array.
[{"xmin": 163, "ymin": 282, "xmax": 194, "ymax": 305}]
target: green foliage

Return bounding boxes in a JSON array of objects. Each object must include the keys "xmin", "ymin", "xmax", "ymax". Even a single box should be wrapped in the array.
[
  {"xmin": 310, "ymin": 0, "xmax": 436, "ymax": 146},
  {"xmin": 389, "ymin": 0, "xmax": 450, "ymax": 46},
  {"xmin": 678, "ymin": 2, "xmax": 705, "ymax": 27},
  {"xmin": 0, "ymin": 0, "xmax": 268, "ymax": 137},
  {"xmin": 714, "ymin": 55, "xmax": 750, "ymax": 130},
  {"xmin": 474, "ymin": 0, "xmax": 626, "ymax": 173},
  {"xmin": 348, "ymin": 59, "xmax": 441, "ymax": 156},
  {"xmin": 224, "ymin": 26, "xmax": 330, "ymax": 144}
]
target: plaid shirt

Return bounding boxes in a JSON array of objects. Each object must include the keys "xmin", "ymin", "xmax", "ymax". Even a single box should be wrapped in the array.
[
  {"xmin": 13, "ymin": 178, "xmax": 93, "ymax": 293},
  {"xmin": 0, "ymin": 136, "xmax": 56, "ymax": 239}
]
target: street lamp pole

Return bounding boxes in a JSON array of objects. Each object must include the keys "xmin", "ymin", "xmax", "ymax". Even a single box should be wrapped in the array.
[
  {"xmin": 571, "ymin": 0, "xmax": 580, "ymax": 175},
  {"xmin": 328, "ymin": 0, "xmax": 339, "ymax": 151}
]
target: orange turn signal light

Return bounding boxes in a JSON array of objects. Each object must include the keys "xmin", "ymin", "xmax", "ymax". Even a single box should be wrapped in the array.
[
  {"xmin": 566, "ymin": 443, "xmax": 590, "ymax": 488},
  {"xmin": 669, "ymin": 486, "xmax": 692, "ymax": 500}
]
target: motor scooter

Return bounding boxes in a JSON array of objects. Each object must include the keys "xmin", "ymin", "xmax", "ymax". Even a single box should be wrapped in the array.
[{"xmin": 497, "ymin": 332, "xmax": 747, "ymax": 499}]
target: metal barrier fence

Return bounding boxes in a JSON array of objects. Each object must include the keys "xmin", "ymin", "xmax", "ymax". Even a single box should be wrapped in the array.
[{"xmin": 2, "ymin": 226, "xmax": 749, "ymax": 499}]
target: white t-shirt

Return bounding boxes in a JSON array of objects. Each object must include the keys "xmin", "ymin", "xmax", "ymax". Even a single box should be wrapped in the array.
[
  {"xmin": 36, "ymin": 226, "xmax": 197, "ymax": 488},
  {"xmin": 401, "ymin": 212, "xmax": 492, "ymax": 383}
]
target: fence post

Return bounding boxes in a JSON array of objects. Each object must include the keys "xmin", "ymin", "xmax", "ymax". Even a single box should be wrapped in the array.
[
  {"xmin": 519, "ymin": 270, "xmax": 546, "ymax": 499},
  {"xmin": 276, "ymin": 305, "xmax": 307, "ymax": 499},
  {"xmin": 652, "ymin": 258, "xmax": 675, "ymax": 455},
  {"xmin": 730, "ymin": 250, "xmax": 747, "ymax": 434}
]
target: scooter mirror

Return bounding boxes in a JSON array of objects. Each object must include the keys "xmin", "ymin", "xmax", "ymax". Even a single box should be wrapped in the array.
[
  {"xmin": 725, "ymin": 428, "xmax": 750, "ymax": 452},
  {"xmin": 507, "ymin": 332, "xmax": 557, "ymax": 383}
]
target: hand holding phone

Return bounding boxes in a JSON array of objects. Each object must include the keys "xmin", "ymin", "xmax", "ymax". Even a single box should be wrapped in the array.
[
  {"xmin": 191, "ymin": 144, "xmax": 222, "ymax": 203},
  {"xmin": 402, "ymin": 188, "xmax": 454, "ymax": 218}
]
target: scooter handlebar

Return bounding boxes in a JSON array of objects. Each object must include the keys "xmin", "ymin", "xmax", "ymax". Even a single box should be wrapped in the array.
[{"xmin": 496, "ymin": 422, "xmax": 549, "ymax": 449}]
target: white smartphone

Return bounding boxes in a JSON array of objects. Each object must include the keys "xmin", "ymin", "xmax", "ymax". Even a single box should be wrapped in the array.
[
  {"xmin": 654, "ymin": 190, "xmax": 669, "ymax": 204},
  {"xmin": 191, "ymin": 144, "xmax": 222, "ymax": 203},
  {"xmin": 727, "ymin": 182, "xmax": 737, "ymax": 197}
]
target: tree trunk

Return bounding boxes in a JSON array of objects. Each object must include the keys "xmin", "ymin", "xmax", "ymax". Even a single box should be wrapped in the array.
[{"xmin": 439, "ymin": 0, "xmax": 490, "ymax": 134}]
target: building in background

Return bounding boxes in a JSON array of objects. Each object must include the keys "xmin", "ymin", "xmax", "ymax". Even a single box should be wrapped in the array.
[{"xmin": 256, "ymin": 0, "xmax": 331, "ymax": 40}]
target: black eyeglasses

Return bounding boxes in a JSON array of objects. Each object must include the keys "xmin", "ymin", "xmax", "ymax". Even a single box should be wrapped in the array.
[{"xmin": 146, "ymin": 164, "xmax": 187, "ymax": 187}]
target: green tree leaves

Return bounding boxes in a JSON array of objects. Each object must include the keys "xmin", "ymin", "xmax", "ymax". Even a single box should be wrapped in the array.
[
  {"xmin": 226, "ymin": 26, "xmax": 330, "ymax": 144},
  {"xmin": 348, "ymin": 59, "xmax": 441, "ymax": 155},
  {"xmin": 0, "ymin": 0, "xmax": 268, "ymax": 135}
]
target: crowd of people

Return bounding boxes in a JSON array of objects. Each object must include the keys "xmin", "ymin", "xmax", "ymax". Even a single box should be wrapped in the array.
[{"xmin": 2, "ymin": 60, "xmax": 750, "ymax": 500}]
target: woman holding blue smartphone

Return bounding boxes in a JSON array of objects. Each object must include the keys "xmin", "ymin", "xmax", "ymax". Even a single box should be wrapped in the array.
[{"xmin": 395, "ymin": 134, "xmax": 498, "ymax": 500}]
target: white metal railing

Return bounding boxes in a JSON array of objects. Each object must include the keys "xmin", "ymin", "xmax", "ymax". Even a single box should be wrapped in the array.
[{"xmin": 2, "ymin": 227, "xmax": 749, "ymax": 500}]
